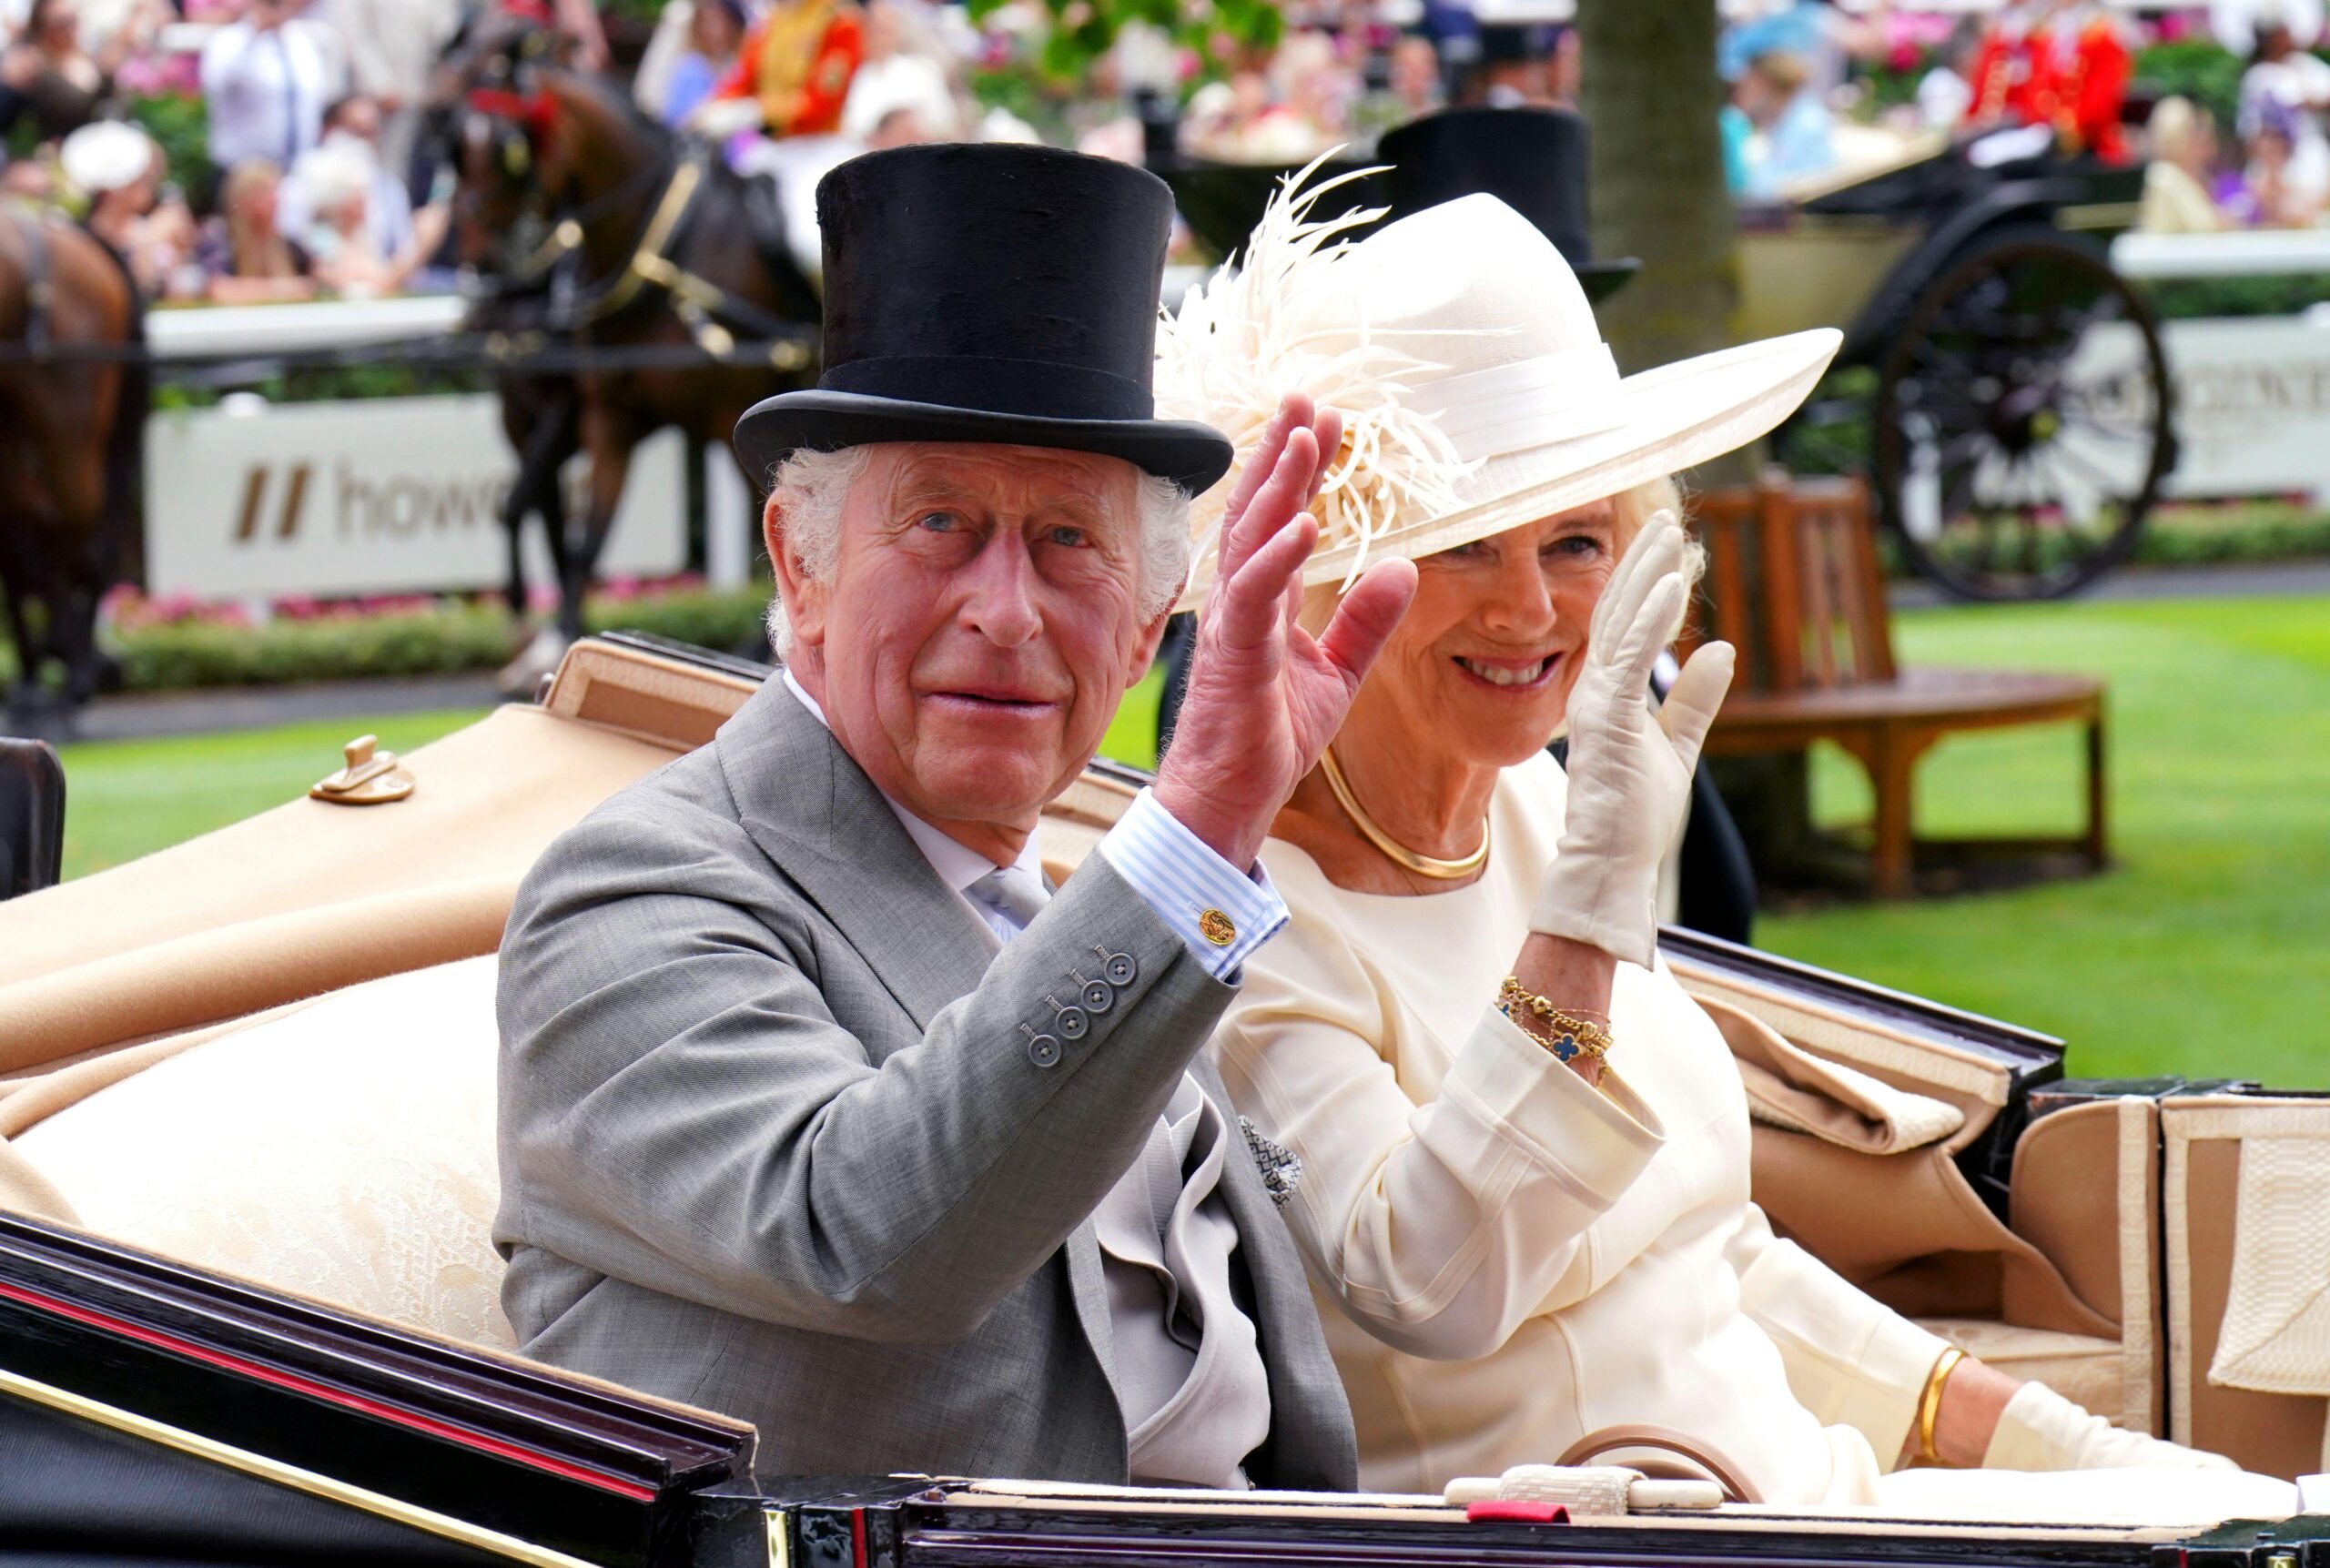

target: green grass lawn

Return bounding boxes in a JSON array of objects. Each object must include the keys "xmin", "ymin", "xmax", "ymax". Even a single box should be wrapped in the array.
[
  {"xmin": 52, "ymin": 709, "xmax": 490, "ymax": 881},
  {"xmin": 1758, "ymin": 593, "xmax": 2330, "ymax": 1085},
  {"xmin": 39, "ymin": 593, "xmax": 2329, "ymax": 1086}
]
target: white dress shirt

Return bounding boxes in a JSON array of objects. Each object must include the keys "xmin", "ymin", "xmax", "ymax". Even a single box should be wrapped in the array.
[
  {"xmin": 200, "ymin": 19, "xmax": 346, "ymax": 176},
  {"xmin": 781, "ymin": 670, "xmax": 1278, "ymax": 1485}
]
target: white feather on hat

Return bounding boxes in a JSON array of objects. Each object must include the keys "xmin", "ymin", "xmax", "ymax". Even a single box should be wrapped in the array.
[
  {"xmin": 1155, "ymin": 158, "xmax": 1842, "ymax": 613},
  {"xmin": 1153, "ymin": 154, "xmax": 1479, "ymax": 607}
]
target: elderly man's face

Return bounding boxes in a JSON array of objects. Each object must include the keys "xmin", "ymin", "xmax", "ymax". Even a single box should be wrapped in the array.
[{"xmin": 775, "ymin": 443, "xmax": 1170, "ymax": 847}]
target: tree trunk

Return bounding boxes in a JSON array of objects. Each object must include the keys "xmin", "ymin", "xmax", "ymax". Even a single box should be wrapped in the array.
[
  {"xmin": 1578, "ymin": 5, "xmax": 1816, "ymax": 884},
  {"xmin": 1576, "ymin": 0, "xmax": 1739, "ymax": 379}
]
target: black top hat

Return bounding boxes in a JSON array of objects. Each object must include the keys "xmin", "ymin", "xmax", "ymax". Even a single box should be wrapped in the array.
[
  {"xmin": 1375, "ymin": 106, "xmax": 1640, "ymax": 303},
  {"xmin": 734, "ymin": 145, "xmax": 1233, "ymax": 494}
]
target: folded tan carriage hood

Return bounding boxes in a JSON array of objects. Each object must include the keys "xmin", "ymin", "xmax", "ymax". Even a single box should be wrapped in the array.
[{"xmin": 0, "ymin": 642, "xmax": 761, "ymax": 1073}]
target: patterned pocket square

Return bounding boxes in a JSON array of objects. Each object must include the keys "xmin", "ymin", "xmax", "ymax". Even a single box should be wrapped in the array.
[{"xmin": 1239, "ymin": 1117, "xmax": 1303, "ymax": 1208}]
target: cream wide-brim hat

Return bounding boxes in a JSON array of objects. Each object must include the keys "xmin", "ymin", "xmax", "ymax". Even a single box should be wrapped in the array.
[{"xmin": 1156, "ymin": 172, "xmax": 1840, "ymax": 612}]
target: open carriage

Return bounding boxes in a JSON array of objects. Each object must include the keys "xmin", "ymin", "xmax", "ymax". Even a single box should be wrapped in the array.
[
  {"xmin": 2, "ymin": 635, "xmax": 2326, "ymax": 1566},
  {"xmin": 1738, "ymin": 135, "xmax": 2173, "ymax": 602}
]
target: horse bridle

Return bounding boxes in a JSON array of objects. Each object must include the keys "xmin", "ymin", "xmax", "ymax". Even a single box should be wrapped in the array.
[{"xmin": 460, "ymin": 86, "xmax": 811, "ymax": 369}]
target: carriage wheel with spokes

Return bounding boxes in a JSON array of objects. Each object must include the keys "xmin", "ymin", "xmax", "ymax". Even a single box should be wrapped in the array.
[{"xmin": 1872, "ymin": 228, "xmax": 2173, "ymax": 602}]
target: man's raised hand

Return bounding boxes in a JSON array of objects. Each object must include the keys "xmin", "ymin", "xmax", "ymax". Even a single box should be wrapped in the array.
[{"xmin": 1155, "ymin": 393, "xmax": 1419, "ymax": 871}]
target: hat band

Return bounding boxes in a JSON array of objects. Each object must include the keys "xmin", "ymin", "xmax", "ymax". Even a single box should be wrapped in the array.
[
  {"xmin": 1413, "ymin": 344, "xmax": 1629, "ymax": 462},
  {"xmin": 820, "ymin": 355, "xmax": 1155, "ymax": 423}
]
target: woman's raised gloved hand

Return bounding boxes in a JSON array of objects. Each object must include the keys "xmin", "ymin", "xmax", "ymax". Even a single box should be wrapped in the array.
[
  {"xmin": 1983, "ymin": 1381, "xmax": 2239, "ymax": 1472},
  {"xmin": 1529, "ymin": 511, "xmax": 1735, "ymax": 970}
]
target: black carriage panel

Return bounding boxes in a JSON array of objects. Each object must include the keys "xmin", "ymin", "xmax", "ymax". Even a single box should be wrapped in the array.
[
  {"xmin": 0, "ymin": 1212, "xmax": 752, "ymax": 1568},
  {"xmin": 1839, "ymin": 177, "xmax": 2088, "ymax": 367},
  {"xmin": 0, "ymin": 735, "xmax": 64, "ymax": 901}
]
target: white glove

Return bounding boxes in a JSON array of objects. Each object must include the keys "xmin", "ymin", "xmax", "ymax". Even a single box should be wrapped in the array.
[
  {"xmin": 1984, "ymin": 1381, "xmax": 2240, "ymax": 1472},
  {"xmin": 1530, "ymin": 511, "xmax": 1736, "ymax": 970}
]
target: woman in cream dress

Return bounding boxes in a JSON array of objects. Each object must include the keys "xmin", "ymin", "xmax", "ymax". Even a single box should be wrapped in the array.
[{"xmin": 1153, "ymin": 178, "xmax": 2296, "ymax": 1522}]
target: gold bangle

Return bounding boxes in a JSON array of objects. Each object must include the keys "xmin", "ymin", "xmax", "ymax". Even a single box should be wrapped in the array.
[
  {"xmin": 1496, "ymin": 976, "xmax": 1614, "ymax": 1067},
  {"xmin": 1916, "ymin": 1345, "xmax": 1966, "ymax": 1465}
]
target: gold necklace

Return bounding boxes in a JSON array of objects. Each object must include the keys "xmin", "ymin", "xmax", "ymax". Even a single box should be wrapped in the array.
[{"xmin": 1318, "ymin": 747, "xmax": 1489, "ymax": 881}]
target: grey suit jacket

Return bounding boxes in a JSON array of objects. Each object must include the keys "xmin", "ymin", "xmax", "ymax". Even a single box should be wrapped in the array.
[{"xmin": 495, "ymin": 677, "xmax": 1357, "ymax": 1488}]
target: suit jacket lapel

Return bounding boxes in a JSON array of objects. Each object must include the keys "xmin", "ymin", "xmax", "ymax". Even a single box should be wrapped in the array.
[
  {"xmin": 714, "ymin": 675, "xmax": 998, "ymax": 1031},
  {"xmin": 1064, "ymin": 1224, "xmax": 1123, "ymax": 1412},
  {"xmin": 1190, "ymin": 1057, "xmax": 1357, "ymax": 1487}
]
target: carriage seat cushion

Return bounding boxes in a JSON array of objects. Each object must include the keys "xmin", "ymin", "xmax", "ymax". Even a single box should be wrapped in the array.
[{"xmin": 12, "ymin": 956, "xmax": 514, "ymax": 1350}]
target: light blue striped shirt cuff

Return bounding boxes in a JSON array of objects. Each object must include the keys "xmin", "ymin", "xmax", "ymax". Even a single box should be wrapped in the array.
[{"xmin": 1098, "ymin": 786, "xmax": 1289, "ymax": 981}]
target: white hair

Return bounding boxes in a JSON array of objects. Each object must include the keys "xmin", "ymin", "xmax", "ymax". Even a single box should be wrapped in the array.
[{"xmin": 763, "ymin": 445, "xmax": 1192, "ymax": 657}]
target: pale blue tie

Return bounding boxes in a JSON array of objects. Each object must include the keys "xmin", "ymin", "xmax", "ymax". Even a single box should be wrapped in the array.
[{"xmin": 968, "ymin": 864, "xmax": 1049, "ymax": 938}]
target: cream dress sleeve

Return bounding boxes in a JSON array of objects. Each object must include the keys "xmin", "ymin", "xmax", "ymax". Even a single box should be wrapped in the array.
[
  {"xmin": 1211, "ymin": 860, "xmax": 1666, "ymax": 1363},
  {"xmin": 1727, "ymin": 1203, "xmax": 1951, "ymax": 1467}
]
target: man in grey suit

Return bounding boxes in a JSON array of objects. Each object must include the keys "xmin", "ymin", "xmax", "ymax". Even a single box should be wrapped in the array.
[{"xmin": 495, "ymin": 144, "xmax": 1418, "ymax": 1488}]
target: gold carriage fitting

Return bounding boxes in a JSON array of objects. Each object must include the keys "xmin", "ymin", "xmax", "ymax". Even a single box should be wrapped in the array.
[{"xmin": 1, "ymin": 635, "xmax": 2327, "ymax": 1568}]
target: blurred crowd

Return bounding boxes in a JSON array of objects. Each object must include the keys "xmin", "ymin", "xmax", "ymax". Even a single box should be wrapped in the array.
[
  {"xmin": 0, "ymin": 0, "xmax": 459, "ymax": 300},
  {"xmin": 3, "ymin": 0, "xmax": 2327, "ymax": 313},
  {"xmin": 2138, "ymin": 12, "xmax": 2330, "ymax": 228},
  {"xmin": 1717, "ymin": 0, "xmax": 2330, "ymax": 227}
]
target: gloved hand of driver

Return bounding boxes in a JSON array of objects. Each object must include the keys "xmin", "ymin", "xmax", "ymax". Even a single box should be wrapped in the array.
[
  {"xmin": 1528, "ymin": 511, "xmax": 1736, "ymax": 970},
  {"xmin": 1983, "ymin": 1380, "xmax": 2239, "ymax": 1472}
]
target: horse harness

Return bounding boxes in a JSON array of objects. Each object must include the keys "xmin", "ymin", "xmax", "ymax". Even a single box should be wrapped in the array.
[{"xmin": 475, "ymin": 125, "xmax": 815, "ymax": 374}]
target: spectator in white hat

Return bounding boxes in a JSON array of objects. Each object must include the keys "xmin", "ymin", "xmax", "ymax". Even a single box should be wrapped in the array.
[{"xmin": 60, "ymin": 117, "xmax": 199, "ymax": 297}]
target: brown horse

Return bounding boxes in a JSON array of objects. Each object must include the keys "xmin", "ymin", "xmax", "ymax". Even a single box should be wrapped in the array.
[
  {"xmin": 454, "ymin": 60, "xmax": 822, "ymax": 650},
  {"xmin": 0, "ymin": 210, "xmax": 143, "ymax": 728}
]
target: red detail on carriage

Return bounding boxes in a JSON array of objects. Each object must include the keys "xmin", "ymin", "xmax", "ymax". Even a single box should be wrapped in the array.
[
  {"xmin": 1465, "ymin": 1501, "xmax": 1571, "ymax": 1524},
  {"xmin": 852, "ymin": 1504, "xmax": 869, "ymax": 1567},
  {"xmin": 0, "ymin": 1278, "xmax": 658, "ymax": 1502}
]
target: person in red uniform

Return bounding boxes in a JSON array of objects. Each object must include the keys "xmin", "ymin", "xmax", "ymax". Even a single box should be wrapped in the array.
[
  {"xmin": 1965, "ymin": 0, "xmax": 2132, "ymax": 162},
  {"xmin": 714, "ymin": 0, "xmax": 865, "ymax": 137}
]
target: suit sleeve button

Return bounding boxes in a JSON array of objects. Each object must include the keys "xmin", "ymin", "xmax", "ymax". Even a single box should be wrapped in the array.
[
  {"xmin": 1054, "ymin": 1006, "xmax": 1089, "ymax": 1041},
  {"xmin": 1098, "ymin": 949, "xmax": 1137, "ymax": 986},
  {"xmin": 1080, "ymin": 978, "xmax": 1113, "ymax": 1013},
  {"xmin": 1027, "ymin": 1034, "xmax": 1062, "ymax": 1068}
]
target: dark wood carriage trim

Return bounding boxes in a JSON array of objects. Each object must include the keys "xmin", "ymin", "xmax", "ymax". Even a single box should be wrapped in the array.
[
  {"xmin": 756, "ymin": 1488, "xmax": 2278, "ymax": 1568},
  {"xmin": 0, "ymin": 1211, "xmax": 752, "ymax": 1565}
]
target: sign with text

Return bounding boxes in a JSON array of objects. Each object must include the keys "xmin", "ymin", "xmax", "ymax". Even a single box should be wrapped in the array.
[
  {"xmin": 2157, "ymin": 317, "xmax": 2330, "ymax": 500},
  {"xmin": 2060, "ymin": 315, "xmax": 2330, "ymax": 503},
  {"xmin": 146, "ymin": 395, "xmax": 688, "ymax": 599}
]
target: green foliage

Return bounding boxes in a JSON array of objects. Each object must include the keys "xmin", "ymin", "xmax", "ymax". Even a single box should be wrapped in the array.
[
  {"xmin": 600, "ymin": 0, "xmax": 672, "ymax": 26},
  {"xmin": 2146, "ymin": 274, "xmax": 2330, "ymax": 319},
  {"xmin": 67, "ymin": 585, "xmax": 775, "ymax": 693},
  {"xmin": 127, "ymin": 92, "xmax": 213, "ymax": 208},
  {"xmin": 108, "ymin": 603, "xmax": 517, "ymax": 691},
  {"xmin": 584, "ymin": 584, "xmax": 773, "ymax": 650},
  {"xmin": 964, "ymin": 0, "xmax": 1282, "ymax": 111},
  {"xmin": 150, "ymin": 362, "xmax": 494, "ymax": 410},
  {"xmin": 2136, "ymin": 502, "xmax": 2330, "ymax": 566},
  {"xmin": 2131, "ymin": 39, "xmax": 2248, "ymax": 131}
]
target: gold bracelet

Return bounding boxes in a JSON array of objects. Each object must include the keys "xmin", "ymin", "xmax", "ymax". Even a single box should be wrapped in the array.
[
  {"xmin": 1916, "ymin": 1345, "xmax": 1966, "ymax": 1465},
  {"xmin": 1496, "ymin": 976, "xmax": 1614, "ymax": 1067}
]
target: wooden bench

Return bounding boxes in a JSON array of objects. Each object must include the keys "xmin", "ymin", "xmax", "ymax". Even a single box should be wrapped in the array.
[{"xmin": 1684, "ymin": 470, "xmax": 2107, "ymax": 898}]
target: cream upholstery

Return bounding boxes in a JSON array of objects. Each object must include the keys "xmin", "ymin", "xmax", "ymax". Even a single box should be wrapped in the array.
[{"xmin": 14, "ymin": 957, "xmax": 513, "ymax": 1350}]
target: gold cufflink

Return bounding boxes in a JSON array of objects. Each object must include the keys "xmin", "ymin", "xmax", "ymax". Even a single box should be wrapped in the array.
[{"xmin": 1198, "ymin": 909, "xmax": 1236, "ymax": 946}]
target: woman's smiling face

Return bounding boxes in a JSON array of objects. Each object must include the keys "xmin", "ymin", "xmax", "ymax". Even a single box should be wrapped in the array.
[{"xmin": 1352, "ymin": 499, "xmax": 1623, "ymax": 771}]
